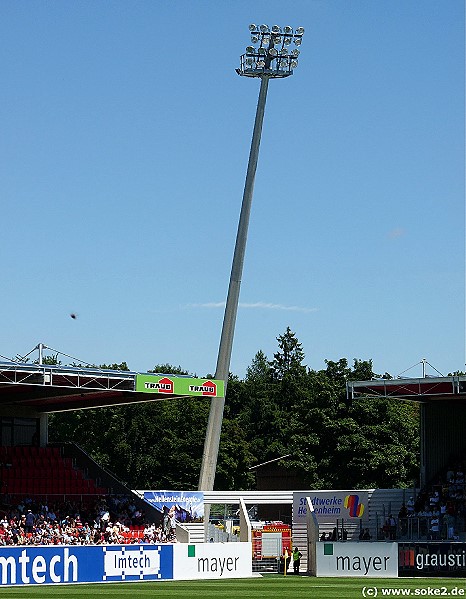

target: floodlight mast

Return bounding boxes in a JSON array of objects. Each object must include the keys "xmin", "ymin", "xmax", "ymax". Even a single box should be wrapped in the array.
[{"xmin": 198, "ymin": 25, "xmax": 304, "ymax": 494}]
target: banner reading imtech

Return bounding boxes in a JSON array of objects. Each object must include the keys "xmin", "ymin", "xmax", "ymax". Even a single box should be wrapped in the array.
[
  {"xmin": 135, "ymin": 375, "xmax": 224, "ymax": 398},
  {"xmin": 0, "ymin": 543, "xmax": 253, "ymax": 587},
  {"xmin": 0, "ymin": 544, "xmax": 173, "ymax": 586}
]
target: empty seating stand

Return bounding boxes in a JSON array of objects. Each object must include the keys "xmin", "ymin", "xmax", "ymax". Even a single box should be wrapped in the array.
[{"xmin": 0, "ymin": 445, "xmax": 108, "ymax": 501}]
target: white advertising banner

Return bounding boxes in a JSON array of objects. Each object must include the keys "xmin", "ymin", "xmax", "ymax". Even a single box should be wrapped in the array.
[
  {"xmin": 173, "ymin": 543, "xmax": 252, "ymax": 580},
  {"xmin": 317, "ymin": 542, "xmax": 399, "ymax": 577},
  {"xmin": 293, "ymin": 490, "xmax": 369, "ymax": 522}
]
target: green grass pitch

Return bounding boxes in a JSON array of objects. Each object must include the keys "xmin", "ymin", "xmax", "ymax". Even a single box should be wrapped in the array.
[{"xmin": 1, "ymin": 576, "xmax": 465, "ymax": 598}]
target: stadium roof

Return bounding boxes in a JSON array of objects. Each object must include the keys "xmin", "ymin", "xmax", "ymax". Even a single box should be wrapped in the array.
[
  {"xmin": 0, "ymin": 361, "xmax": 224, "ymax": 413},
  {"xmin": 347, "ymin": 375, "xmax": 466, "ymax": 402}
]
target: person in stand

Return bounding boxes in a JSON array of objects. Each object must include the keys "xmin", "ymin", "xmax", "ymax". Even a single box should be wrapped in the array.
[
  {"xmin": 430, "ymin": 515, "xmax": 440, "ymax": 540},
  {"xmin": 168, "ymin": 506, "xmax": 176, "ymax": 539},
  {"xmin": 388, "ymin": 514, "xmax": 397, "ymax": 540},
  {"xmin": 25, "ymin": 509, "xmax": 35, "ymax": 534},
  {"xmin": 162, "ymin": 508, "xmax": 170, "ymax": 539},
  {"xmin": 359, "ymin": 528, "xmax": 371, "ymax": 541},
  {"xmin": 292, "ymin": 546, "xmax": 302, "ymax": 575},
  {"xmin": 398, "ymin": 504, "xmax": 408, "ymax": 536}
]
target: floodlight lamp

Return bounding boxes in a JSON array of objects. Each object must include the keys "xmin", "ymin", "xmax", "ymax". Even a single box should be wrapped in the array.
[
  {"xmin": 246, "ymin": 46, "xmax": 255, "ymax": 55},
  {"xmin": 257, "ymin": 59, "xmax": 265, "ymax": 67},
  {"xmin": 262, "ymin": 35, "xmax": 270, "ymax": 45},
  {"xmin": 249, "ymin": 24, "xmax": 257, "ymax": 32},
  {"xmin": 279, "ymin": 58, "xmax": 288, "ymax": 68},
  {"xmin": 245, "ymin": 57, "xmax": 254, "ymax": 66},
  {"xmin": 268, "ymin": 48, "xmax": 278, "ymax": 57},
  {"xmin": 259, "ymin": 24, "xmax": 269, "ymax": 33},
  {"xmin": 283, "ymin": 25, "xmax": 293, "ymax": 34},
  {"xmin": 294, "ymin": 36, "xmax": 302, "ymax": 46},
  {"xmin": 271, "ymin": 25, "xmax": 281, "ymax": 33},
  {"xmin": 291, "ymin": 60, "xmax": 298, "ymax": 68},
  {"xmin": 284, "ymin": 36, "xmax": 292, "ymax": 45},
  {"xmin": 292, "ymin": 48, "xmax": 300, "ymax": 57},
  {"xmin": 296, "ymin": 26, "xmax": 305, "ymax": 35},
  {"xmin": 251, "ymin": 35, "xmax": 259, "ymax": 43},
  {"xmin": 273, "ymin": 35, "xmax": 282, "ymax": 44},
  {"xmin": 258, "ymin": 47, "xmax": 266, "ymax": 55},
  {"xmin": 280, "ymin": 47, "xmax": 288, "ymax": 55}
]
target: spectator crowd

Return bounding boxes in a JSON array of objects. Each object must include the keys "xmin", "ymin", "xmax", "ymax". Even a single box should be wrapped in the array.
[
  {"xmin": 0, "ymin": 494, "xmax": 175, "ymax": 546},
  {"xmin": 392, "ymin": 458, "xmax": 465, "ymax": 541}
]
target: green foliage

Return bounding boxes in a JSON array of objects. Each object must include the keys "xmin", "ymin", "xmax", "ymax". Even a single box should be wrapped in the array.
[
  {"xmin": 48, "ymin": 330, "xmax": 420, "ymax": 491},
  {"xmin": 99, "ymin": 362, "xmax": 130, "ymax": 371},
  {"xmin": 270, "ymin": 327, "xmax": 306, "ymax": 381},
  {"xmin": 35, "ymin": 354, "xmax": 61, "ymax": 366}
]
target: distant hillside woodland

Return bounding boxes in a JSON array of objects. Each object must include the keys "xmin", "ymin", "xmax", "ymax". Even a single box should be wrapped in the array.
[{"xmin": 48, "ymin": 328, "xmax": 420, "ymax": 491}]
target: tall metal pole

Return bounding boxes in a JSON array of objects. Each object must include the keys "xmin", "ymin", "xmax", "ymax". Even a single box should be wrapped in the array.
[
  {"xmin": 198, "ymin": 75, "xmax": 270, "ymax": 492},
  {"xmin": 198, "ymin": 24, "xmax": 304, "ymax": 497}
]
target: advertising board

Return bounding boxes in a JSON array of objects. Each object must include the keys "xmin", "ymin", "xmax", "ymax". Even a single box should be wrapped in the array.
[
  {"xmin": 143, "ymin": 490, "xmax": 204, "ymax": 522},
  {"xmin": 398, "ymin": 542, "xmax": 466, "ymax": 577},
  {"xmin": 0, "ymin": 544, "xmax": 173, "ymax": 586},
  {"xmin": 293, "ymin": 490, "xmax": 368, "ymax": 522},
  {"xmin": 135, "ymin": 375, "xmax": 224, "ymax": 397},
  {"xmin": 316, "ymin": 542, "xmax": 398, "ymax": 577},
  {"xmin": 0, "ymin": 542, "xmax": 253, "ymax": 586},
  {"xmin": 173, "ymin": 542, "xmax": 252, "ymax": 580}
]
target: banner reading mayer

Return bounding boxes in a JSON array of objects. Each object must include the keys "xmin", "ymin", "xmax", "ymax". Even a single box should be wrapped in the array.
[
  {"xmin": 293, "ymin": 491, "xmax": 368, "ymax": 522},
  {"xmin": 135, "ymin": 375, "xmax": 224, "ymax": 398}
]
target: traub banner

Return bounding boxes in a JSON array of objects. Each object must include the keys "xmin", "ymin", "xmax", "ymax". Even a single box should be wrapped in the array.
[
  {"xmin": 293, "ymin": 491, "xmax": 368, "ymax": 522},
  {"xmin": 135, "ymin": 375, "xmax": 224, "ymax": 397}
]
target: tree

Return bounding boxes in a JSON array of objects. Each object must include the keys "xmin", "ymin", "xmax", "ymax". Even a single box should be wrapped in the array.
[
  {"xmin": 270, "ymin": 327, "xmax": 306, "ymax": 381},
  {"xmin": 47, "ymin": 339, "xmax": 421, "ymax": 493},
  {"xmin": 246, "ymin": 350, "xmax": 271, "ymax": 383},
  {"xmin": 286, "ymin": 357, "xmax": 419, "ymax": 489}
]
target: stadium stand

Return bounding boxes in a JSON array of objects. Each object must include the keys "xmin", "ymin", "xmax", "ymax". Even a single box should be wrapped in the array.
[
  {"xmin": 0, "ymin": 443, "xmax": 170, "ymax": 546},
  {"xmin": 397, "ymin": 454, "xmax": 466, "ymax": 541},
  {"xmin": 0, "ymin": 445, "xmax": 107, "ymax": 499}
]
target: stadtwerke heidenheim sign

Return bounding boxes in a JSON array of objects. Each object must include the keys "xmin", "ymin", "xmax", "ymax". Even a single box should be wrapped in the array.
[{"xmin": 293, "ymin": 490, "xmax": 369, "ymax": 522}]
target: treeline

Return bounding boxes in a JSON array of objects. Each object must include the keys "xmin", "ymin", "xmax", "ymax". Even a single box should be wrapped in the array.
[{"xmin": 48, "ymin": 328, "xmax": 420, "ymax": 491}]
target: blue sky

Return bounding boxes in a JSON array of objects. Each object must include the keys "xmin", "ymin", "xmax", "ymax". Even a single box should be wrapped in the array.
[{"xmin": 1, "ymin": 0, "xmax": 464, "ymax": 379}]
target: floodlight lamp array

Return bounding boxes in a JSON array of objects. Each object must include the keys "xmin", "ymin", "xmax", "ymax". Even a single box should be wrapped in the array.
[{"xmin": 238, "ymin": 24, "xmax": 304, "ymax": 78}]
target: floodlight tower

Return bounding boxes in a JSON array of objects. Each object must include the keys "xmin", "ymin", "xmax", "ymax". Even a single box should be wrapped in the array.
[{"xmin": 198, "ymin": 24, "xmax": 305, "ymax": 493}]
